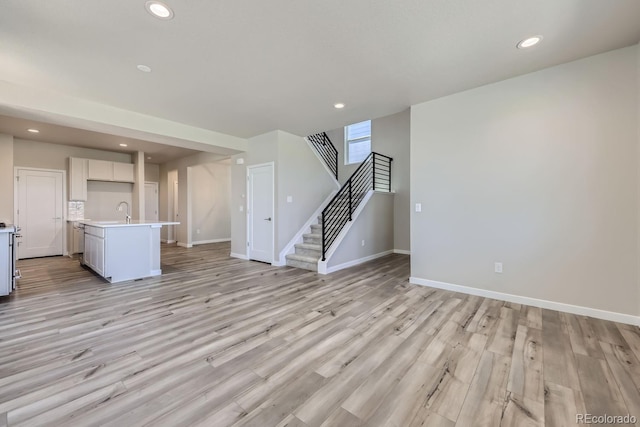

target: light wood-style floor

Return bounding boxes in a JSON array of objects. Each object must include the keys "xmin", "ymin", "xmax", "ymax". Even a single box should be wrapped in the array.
[{"xmin": 1, "ymin": 243, "xmax": 639, "ymax": 427}]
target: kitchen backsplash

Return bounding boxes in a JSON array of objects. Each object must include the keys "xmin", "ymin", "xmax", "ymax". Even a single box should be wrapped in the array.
[{"xmin": 68, "ymin": 201, "xmax": 85, "ymax": 220}]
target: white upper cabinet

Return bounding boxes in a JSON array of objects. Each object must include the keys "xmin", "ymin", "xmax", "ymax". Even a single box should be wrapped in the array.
[
  {"xmin": 112, "ymin": 162, "xmax": 135, "ymax": 183},
  {"xmin": 69, "ymin": 157, "xmax": 88, "ymax": 201},
  {"xmin": 86, "ymin": 159, "xmax": 135, "ymax": 183},
  {"xmin": 70, "ymin": 157, "xmax": 136, "ymax": 200},
  {"xmin": 88, "ymin": 159, "xmax": 115, "ymax": 181}
]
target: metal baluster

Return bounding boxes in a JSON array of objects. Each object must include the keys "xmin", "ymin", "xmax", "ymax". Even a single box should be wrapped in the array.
[
  {"xmin": 348, "ymin": 180, "xmax": 352, "ymax": 221},
  {"xmin": 322, "ymin": 211, "xmax": 326, "ymax": 261},
  {"xmin": 372, "ymin": 153, "xmax": 376, "ymax": 191},
  {"xmin": 388, "ymin": 157, "xmax": 392, "ymax": 192}
]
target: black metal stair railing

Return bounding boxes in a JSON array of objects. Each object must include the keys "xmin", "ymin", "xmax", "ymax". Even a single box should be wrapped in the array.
[
  {"xmin": 307, "ymin": 132, "xmax": 338, "ymax": 180},
  {"xmin": 321, "ymin": 152, "xmax": 393, "ymax": 261}
]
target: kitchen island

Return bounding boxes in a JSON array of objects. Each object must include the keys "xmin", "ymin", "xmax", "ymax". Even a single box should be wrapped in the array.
[
  {"xmin": 0, "ymin": 225, "xmax": 18, "ymax": 296},
  {"xmin": 81, "ymin": 220, "xmax": 178, "ymax": 283}
]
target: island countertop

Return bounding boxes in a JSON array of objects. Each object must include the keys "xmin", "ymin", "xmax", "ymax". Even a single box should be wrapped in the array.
[
  {"xmin": 0, "ymin": 225, "xmax": 16, "ymax": 234},
  {"xmin": 80, "ymin": 220, "xmax": 179, "ymax": 228}
]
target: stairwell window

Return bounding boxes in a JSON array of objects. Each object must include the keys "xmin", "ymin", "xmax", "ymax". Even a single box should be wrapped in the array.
[{"xmin": 345, "ymin": 120, "xmax": 371, "ymax": 164}]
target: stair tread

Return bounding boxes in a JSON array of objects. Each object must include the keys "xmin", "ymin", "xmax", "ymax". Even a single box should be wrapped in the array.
[{"xmin": 286, "ymin": 253, "xmax": 320, "ymax": 263}]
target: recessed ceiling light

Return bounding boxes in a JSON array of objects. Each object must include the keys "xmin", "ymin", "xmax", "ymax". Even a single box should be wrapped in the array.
[
  {"xmin": 145, "ymin": 1, "xmax": 174, "ymax": 19},
  {"xmin": 27, "ymin": 128, "xmax": 39, "ymax": 133},
  {"xmin": 517, "ymin": 35, "xmax": 543, "ymax": 49},
  {"xmin": 334, "ymin": 103, "xmax": 345, "ymax": 109},
  {"xmin": 147, "ymin": 156, "xmax": 152, "ymax": 160},
  {"xmin": 137, "ymin": 64, "xmax": 152, "ymax": 73},
  {"xmin": 119, "ymin": 143, "xmax": 128, "ymax": 147}
]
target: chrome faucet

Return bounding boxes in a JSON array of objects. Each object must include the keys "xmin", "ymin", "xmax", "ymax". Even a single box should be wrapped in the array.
[{"xmin": 116, "ymin": 201, "xmax": 131, "ymax": 223}]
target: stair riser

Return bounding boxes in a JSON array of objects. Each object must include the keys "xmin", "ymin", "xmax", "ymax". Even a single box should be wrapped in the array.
[
  {"xmin": 303, "ymin": 236, "xmax": 321, "ymax": 245},
  {"xmin": 286, "ymin": 258, "xmax": 318, "ymax": 272},
  {"xmin": 295, "ymin": 247, "xmax": 321, "ymax": 258},
  {"xmin": 310, "ymin": 224, "xmax": 322, "ymax": 234}
]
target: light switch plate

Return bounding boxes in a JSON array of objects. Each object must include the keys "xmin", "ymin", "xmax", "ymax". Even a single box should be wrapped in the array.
[
  {"xmin": 415, "ymin": 203, "xmax": 422, "ymax": 212},
  {"xmin": 287, "ymin": 196, "xmax": 293, "ymax": 203}
]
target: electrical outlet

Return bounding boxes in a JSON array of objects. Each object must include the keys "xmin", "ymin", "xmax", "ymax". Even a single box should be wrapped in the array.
[
  {"xmin": 196, "ymin": 229, "xmax": 200, "ymax": 234},
  {"xmin": 415, "ymin": 203, "xmax": 422, "ymax": 212},
  {"xmin": 287, "ymin": 196, "xmax": 293, "ymax": 203},
  {"xmin": 361, "ymin": 240, "xmax": 365, "ymax": 246},
  {"xmin": 495, "ymin": 262, "xmax": 503, "ymax": 273},
  {"xmin": 239, "ymin": 205, "xmax": 244, "ymax": 212}
]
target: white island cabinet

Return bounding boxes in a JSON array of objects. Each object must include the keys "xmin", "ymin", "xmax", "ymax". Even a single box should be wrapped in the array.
[
  {"xmin": 0, "ymin": 226, "xmax": 17, "ymax": 296},
  {"xmin": 81, "ymin": 221, "xmax": 178, "ymax": 283}
]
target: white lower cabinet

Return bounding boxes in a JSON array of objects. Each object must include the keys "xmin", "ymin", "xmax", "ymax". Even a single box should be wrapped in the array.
[
  {"xmin": 84, "ymin": 227, "xmax": 105, "ymax": 276},
  {"xmin": 0, "ymin": 232, "xmax": 12, "ymax": 296}
]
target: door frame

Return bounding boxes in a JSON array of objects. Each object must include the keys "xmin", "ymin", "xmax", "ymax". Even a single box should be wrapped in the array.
[
  {"xmin": 14, "ymin": 167, "xmax": 67, "ymax": 258},
  {"xmin": 246, "ymin": 162, "xmax": 275, "ymax": 264}
]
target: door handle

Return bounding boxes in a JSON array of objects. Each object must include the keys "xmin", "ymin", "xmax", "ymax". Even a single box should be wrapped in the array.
[{"xmin": 264, "ymin": 217, "xmax": 272, "ymax": 221}]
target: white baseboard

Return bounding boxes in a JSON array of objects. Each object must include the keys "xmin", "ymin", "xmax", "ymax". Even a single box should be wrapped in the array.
[
  {"xmin": 393, "ymin": 249, "xmax": 411, "ymax": 255},
  {"xmin": 161, "ymin": 239, "xmax": 176, "ymax": 244},
  {"xmin": 320, "ymin": 250, "xmax": 394, "ymax": 274},
  {"xmin": 192, "ymin": 238, "xmax": 231, "ymax": 245},
  {"xmin": 410, "ymin": 277, "xmax": 640, "ymax": 326},
  {"xmin": 230, "ymin": 252, "xmax": 249, "ymax": 260},
  {"xmin": 177, "ymin": 242, "xmax": 192, "ymax": 248}
]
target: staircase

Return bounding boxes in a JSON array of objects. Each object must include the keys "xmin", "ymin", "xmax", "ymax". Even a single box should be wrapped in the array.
[
  {"xmin": 285, "ymin": 135, "xmax": 393, "ymax": 272},
  {"xmin": 285, "ymin": 218, "xmax": 323, "ymax": 271}
]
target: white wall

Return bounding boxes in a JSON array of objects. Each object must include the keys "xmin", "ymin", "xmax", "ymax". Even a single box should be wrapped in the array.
[
  {"xmin": 13, "ymin": 141, "xmax": 135, "ymax": 221},
  {"xmin": 85, "ymin": 181, "xmax": 133, "ymax": 221},
  {"xmin": 165, "ymin": 169, "xmax": 178, "ymax": 242},
  {"xmin": 326, "ymin": 110, "xmax": 411, "ymax": 252},
  {"xmin": 159, "ymin": 152, "xmax": 228, "ymax": 244},
  {"xmin": 145, "ymin": 163, "xmax": 160, "ymax": 182},
  {"xmin": 191, "ymin": 161, "xmax": 231, "ymax": 243},
  {"xmin": 276, "ymin": 131, "xmax": 337, "ymax": 254},
  {"xmin": 637, "ymin": 42, "xmax": 640, "ymax": 317},
  {"xmin": 410, "ymin": 46, "xmax": 639, "ymax": 318},
  {"xmin": 372, "ymin": 110, "xmax": 410, "ymax": 252},
  {"xmin": 230, "ymin": 130, "xmax": 337, "ymax": 259},
  {"xmin": 327, "ymin": 192, "xmax": 395, "ymax": 268},
  {"xmin": 0, "ymin": 134, "xmax": 14, "ymax": 224},
  {"xmin": 230, "ymin": 131, "xmax": 278, "ymax": 256},
  {"xmin": 132, "ymin": 151, "xmax": 145, "ymax": 221}
]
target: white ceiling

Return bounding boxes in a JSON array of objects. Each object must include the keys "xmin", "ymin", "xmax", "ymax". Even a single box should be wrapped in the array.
[{"xmin": 0, "ymin": 0, "xmax": 639, "ymax": 153}]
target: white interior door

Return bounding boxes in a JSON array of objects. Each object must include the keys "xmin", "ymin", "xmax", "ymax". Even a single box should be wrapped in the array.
[
  {"xmin": 16, "ymin": 168, "xmax": 64, "ymax": 259},
  {"xmin": 248, "ymin": 163, "xmax": 274, "ymax": 263},
  {"xmin": 144, "ymin": 182, "xmax": 159, "ymax": 221}
]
